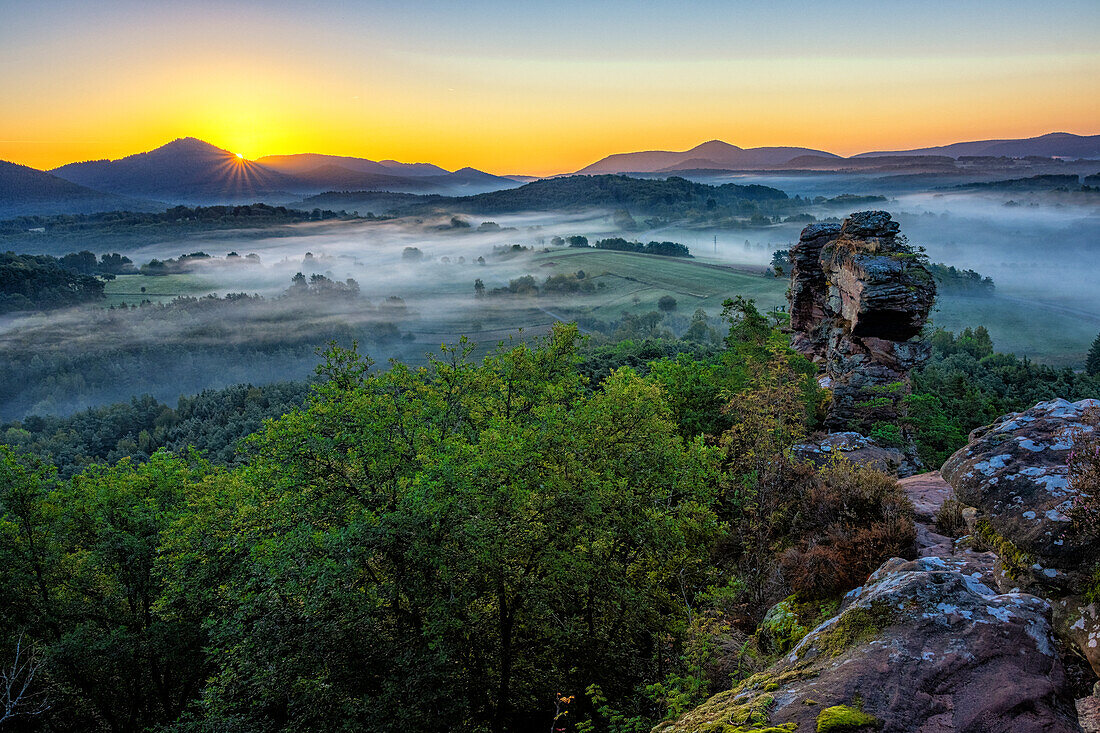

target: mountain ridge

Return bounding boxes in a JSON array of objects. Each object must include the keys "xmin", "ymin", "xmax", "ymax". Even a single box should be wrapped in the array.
[
  {"xmin": 0, "ymin": 160, "xmax": 161, "ymax": 217},
  {"xmin": 853, "ymin": 132, "xmax": 1100, "ymax": 160}
]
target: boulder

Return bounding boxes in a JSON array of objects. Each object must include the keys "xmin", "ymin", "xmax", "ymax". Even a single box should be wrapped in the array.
[
  {"xmin": 1055, "ymin": 597, "xmax": 1100, "ymax": 678},
  {"xmin": 653, "ymin": 557, "xmax": 1080, "ymax": 733},
  {"xmin": 941, "ymin": 398, "xmax": 1100, "ymax": 595},
  {"xmin": 942, "ymin": 398, "xmax": 1100, "ymax": 679},
  {"xmin": 787, "ymin": 211, "xmax": 935, "ymax": 438},
  {"xmin": 793, "ymin": 431, "xmax": 917, "ymax": 477}
]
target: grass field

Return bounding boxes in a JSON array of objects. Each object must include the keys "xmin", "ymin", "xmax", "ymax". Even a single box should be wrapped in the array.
[
  {"xmin": 98, "ymin": 252, "xmax": 1097, "ymax": 367},
  {"xmin": 529, "ymin": 249, "xmax": 786, "ymax": 319},
  {"xmin": 103, "ymin": 274, "xmax": 219, "ymax": 306},
  {"xmin": 934, "ymin": 294, "xmax": 1100, "ymax": 368}
]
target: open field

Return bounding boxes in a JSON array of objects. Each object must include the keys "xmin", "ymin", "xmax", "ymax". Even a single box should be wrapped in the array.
[
  {"xmin": 103, "ymin": 273, "xmax": 220, "ymax": 306},
  {"xmin": 97, "ymin": 251, "xmax": 1097, "ymax": 367}
]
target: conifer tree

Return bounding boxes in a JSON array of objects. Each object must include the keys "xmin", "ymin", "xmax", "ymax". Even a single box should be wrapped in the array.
[{"xmin": 1087, "ymin": 331, "xmax": 1100, "ymax": 376}]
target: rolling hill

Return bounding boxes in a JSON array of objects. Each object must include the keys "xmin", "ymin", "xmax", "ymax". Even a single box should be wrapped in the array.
[
  {"xmin": 301, "ymin": 174, "xmax": 787, "ymax": 215},
  {"xmin": 270, "ymin": 163, "xmax": 523, "ymax": 196},
  {"xmin": 575, "ymin": 140, "xmax": 840, "ymax": 174},
  {"xmin": 256, "ymin": 153, "xmax": 449, "ymax": 178}
]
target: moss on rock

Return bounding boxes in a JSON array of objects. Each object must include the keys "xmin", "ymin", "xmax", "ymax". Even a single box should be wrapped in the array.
[
  {"xmin": 797, "ymin": 599, "xmax": 896, "ymax": 660},
  {"xmin": 815, "ymin": 704, "xmax": 881, "ymax": 732},
  {"xmin": 974, "ymin": 519, "xmax": 1033, "ymax": 579}
]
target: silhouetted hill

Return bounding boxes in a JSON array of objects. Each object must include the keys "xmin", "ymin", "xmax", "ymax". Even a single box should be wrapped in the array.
[
  {"xmin": 255, "ymin": 152, "xmax": 450, "ymax": 178},
  {"xmin": 254, "ymin": 153, "xmax": 396, "ymax": 177},
  {"xmin": 855, "ymin": 132, "xmax": 1100, "ymax": 160},
  {"xmin": 378, "ymin": 160, "xmax": 449, "ymax": 176},
  {"xmin": 950, "ymin": 174, "xmax": 1089, "ymax": 191},
  {"xmin": 268, "ymin": 162, "xmax": 521, "ymax": 196},
  {"xmin": 51, "ymin": 138, "xmax": 300, "ymax": 203},
  {"xmin": 576, "ymin": 140, "xmax": 840, "ymax": 174},
  {"xmin": 302, "ymin": 174, "xmax": 787, "ymax": 215},
  {"xmin": 0, "ymin": 160, "xmax": 159, "ymax": 217}
]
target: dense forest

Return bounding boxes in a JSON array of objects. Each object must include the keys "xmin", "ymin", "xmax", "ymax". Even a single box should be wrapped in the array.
[
  {"xmin": 0, "ymin": 204, "xmax": 358, "ymax": 254},
  {"xmin": 0, "ymin": 252, "xmax": 107, "ymax": 312},
  {"xmin": 1, "ymin": 296, "xmax": 1099, "ymax": 731},
  {"xmin": 0, "ymin": 204, "xmax": 349, "ymax": 235}
]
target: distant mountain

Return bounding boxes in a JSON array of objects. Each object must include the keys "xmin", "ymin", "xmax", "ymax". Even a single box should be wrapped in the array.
[
  {"xmin": 255, "ymin": 153, "xmax": 450, "ymax": 179},
  {"xmin": 46, "ymin": 139, "xmax": 516, "ymax": 204},
  {"xmin": 254, "ymin": 153, "xmax": 396, "ymax": 177},
  {"xmin": 576, "ymin": 140, "xmax": 840, "ymax": 174},
  {"xmin": 783, "ymin": 154, "xmax": 958, "ymax": 170},
  {"xmin": 950, "ymin": 174, "xmax": 1085, "ymax": 191},
  {"xmin": 51, "ymin": 138, "xmax": 300, "ymax": 203},
  {"xmin": 274, "ymin": 162, "xmax": 522, "ymax": 197},
  {"xmin": 855, "ymin": 132, "xmax": 1100, "ymax": 160},
  {"xmin": 0, "ymin": 160, "xmax": 158, "ymax": 217},
  {"xmin": 302, "ymin": 174, "xmax": 787, "ymax": 216},
  {"xmin": 378, "ymin": 160, "xmax": 450, "ymax": 177}
]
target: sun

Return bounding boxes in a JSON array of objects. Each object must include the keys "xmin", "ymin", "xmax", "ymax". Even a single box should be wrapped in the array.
[{"xmin": 235, "ymin": 152, "xmax": 244, "ymax": 159}]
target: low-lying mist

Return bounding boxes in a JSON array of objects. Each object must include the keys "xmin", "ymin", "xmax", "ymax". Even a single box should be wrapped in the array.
[{"xmin": 3, "ymin": 174, "xmax": 1097, "ymax": 419}]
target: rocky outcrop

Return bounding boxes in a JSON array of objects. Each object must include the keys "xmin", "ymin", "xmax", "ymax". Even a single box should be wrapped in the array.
[
  {"xmin": 788, "ymin": 211, "xmax": 936, "ymax": 436},
  {"xmin": 793, "ymin": 431, "xmax": 919, "ymax": 477},
  {"xmin": 654, "ymin": 556, "xmax": 1079, "ymax": 733},
  {"xmin": 941, "ymin": 398, "xmax": 1099, "ymax": 595},
  {"xmin": 660, "ymin": 396, "xmax": 1100, "ymax": 732},
  {"xmin": 942, "ymin": 398, "xmax": 1100, "ymax": 678}
]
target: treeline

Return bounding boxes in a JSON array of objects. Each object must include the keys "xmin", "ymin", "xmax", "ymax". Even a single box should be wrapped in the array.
[
  {"xmin": 0, "ymin": 252, "xmax": 106, "ymax": 312},
  {"xmin": 477, "ymin": 270, "xmax": 602, "ymax": 298},
  {"xmin": 0, "ymin": 203, "xmax": 347, "ymax": 234},
  {"xmin": 928, "ymin": 262, "xmax": 995, "ymax": 295},
  {"xmin": 140, "ymin": 250, "xmax": 259, "ymax": 275},
  {"xmin": 580, "ymin": 237, "xmax": 692, "ymax": 257},
  {"xmin": 2, "ymin": 382, "xmax": 310, "ymax": 477},
  {"xmin": 3, "ymin": 309, "xmax": 728, "ymax": 478},
  {"xmin": 903, "ymin": 326, "xmax": 1100, "ymax": 465},
  {"xmin": 55, "ymin": 250, "xmax": 136, "ymax": 275}
]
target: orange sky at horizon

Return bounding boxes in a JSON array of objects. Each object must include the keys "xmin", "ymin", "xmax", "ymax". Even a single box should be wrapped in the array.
[{"xmin": 2, "ymin": 1, "xmax": 1097, "ymax": 176}]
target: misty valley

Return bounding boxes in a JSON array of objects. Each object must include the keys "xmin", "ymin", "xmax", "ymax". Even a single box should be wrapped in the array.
[
  {"xmin": 3, "ymin": 127, "xmax": 1100, "ymax": 733},
  {"xmin": 2, "ymin": 165, "xmax": 1098, "ymax": 423}
]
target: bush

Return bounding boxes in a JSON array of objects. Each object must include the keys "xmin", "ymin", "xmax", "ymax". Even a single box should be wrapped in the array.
[
  {"xmin": 658, "ymin": 295, "xmax": 678, "ymax": 312},
  {"xmin": 935, "ymin": 497, "xmax": 967, "ymax": 536},
  {"xmin": 780, "ymin": 459, "xmax": 915, "ymax": 600}
]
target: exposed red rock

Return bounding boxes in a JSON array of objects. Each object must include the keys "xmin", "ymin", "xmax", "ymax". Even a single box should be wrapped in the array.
[{"xmin": 788, "ymin": 211, "xmax": 935, "ymax": 436}]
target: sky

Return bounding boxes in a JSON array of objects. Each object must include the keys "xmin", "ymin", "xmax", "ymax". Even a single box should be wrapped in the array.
[{"xmin": 1, "ymin": 0, "xmax": 1098, "ymax": 175}]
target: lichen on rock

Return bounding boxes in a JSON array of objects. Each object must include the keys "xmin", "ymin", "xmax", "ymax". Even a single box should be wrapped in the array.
[
  {"xmin": 654, "ymin": 556, "xmax": 1079, "ymax": 732},
  {"xmin": 942, "ymin": 397, "xmax": 1100, "ymax": 675}
]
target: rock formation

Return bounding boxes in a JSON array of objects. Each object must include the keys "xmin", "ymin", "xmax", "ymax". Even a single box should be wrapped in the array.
[
  {"xmin": 661, "ymin": 398, "xmax": 1100, "ymax": 731},
  {"xmin": 793, "ymin": 431, "xmax": 911, "ymax": 476},
  {"xmin": 942, "ymin": 397, "xmax": 1100, "ymax": 678},
  {"xmin": 654, "ymin": 556, "xmax": 1080, "ymax": 732},
  {"xmin": 788, "ymin": 211, "xmax": 936, "ymax": 436}
]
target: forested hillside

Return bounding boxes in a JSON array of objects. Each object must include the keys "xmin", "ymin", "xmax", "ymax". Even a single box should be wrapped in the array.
[
  {"xmin": 0, "ymin": 252, "xmax": 106, "ymax": 312},
  {"xmin": 3, "ymin": 299, "xmax": 1097, "ymax": 732}
]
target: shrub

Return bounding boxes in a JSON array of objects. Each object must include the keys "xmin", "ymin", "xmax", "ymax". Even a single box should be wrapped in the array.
[
  {"xmin": 658, "ymin": 295, "xmax": 678, "ymax": 312},
  {"xmin": 935, "ymin": 497, "xmax": 967, "ymax": 536},
  {"xmin": 780, "ymin": 459, "xmax": 915, "ymax": 599}
]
